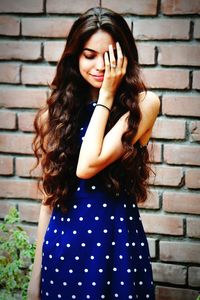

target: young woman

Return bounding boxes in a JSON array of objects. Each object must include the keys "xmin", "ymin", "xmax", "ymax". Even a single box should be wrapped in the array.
[{"xmin": 28, "ymin": 7, "xmax": 160, "ymax": 300}]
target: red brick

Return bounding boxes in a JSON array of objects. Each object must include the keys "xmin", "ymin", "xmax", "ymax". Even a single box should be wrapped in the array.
[
  {"xmin": 0, "ymin": 110, "xmax": 16, "ymax": 129},
  {"xmin": 0, "ymin": 87, "xmax": 47, "ymax": 108},
  {"xmin": 158, "ymin": 44, "xmax": 200, "ymax": 66},
  {"xmin": 0, "ymin": 63, "xmax": 20, "ymax": 83},
  {"xmin": 21, "ymin": 65, "xmax": 56, "ymax": 86},
  {"xmin": 142, "ymin": 69, "xmax": 189, "ymax": 89},
  {"xmin": 47, "ymin": 0, "xmax": 99, "ymax": 14},
  {"xmin": 156, "ymin": 286, "xmax": 199, "ymax": 300},
  {"xmin": 134, "ymin": 19, "xmax": 190, "ymax": 40},
  {"xmin": 189, "ymin": 121, "xmax": 200, "ymax": 142},
  {"xmin": 193, "ymin": 71, "xmax": 200, "ymax": 89},
  {"xmin": 152, "ymin": 118, "xmax": 185, "ymax": 139},
  {"xmin": 160, "ymin": 241, "xmax": 200, "ymax": 263},
  {"xmin": 0, "ymin": 133, "xmax": 34, "ymax": 154},
  {"xmin": 136, "ymin": 43, "xmax": 155, "ymax": 65},
  {"xmin": 194, "ymin": 19, "xmax": 200, "ymax": 39},
  {"xmin": 0, "ymin": 16, "xmax": 20, "ymax": 36},
  {"xmin": 187, "ymin": 218, "xmax": 200, "ymax": 238},
  {"xmin": 0, "ymin": 201, "xmax": 17, "ymax": 218},
  {"xmin": 0, "ymin": 179, "xmax": 41, "ymax": 199},
  {"xmin": 161, "ymin": 0, "xmax": 200, "ymax": 15},
  {"xmin": 185, "ymin": 168, "xmax": 200, "ymax": 189},
  {"xmin": 22, "ymin": 17, "xmax": 74, "ymax": 38},
  {"xmin": 0, "ymin": 41, "xmax": 41, "ymax": 61},
  {"xmin": 149, "ymin": 165, "xmax": 183, "ymax": 186},
  {"xmin": 0, "ymin": 0, "xmax": 43, "ymax": 13},
  {"xmin": 16, "ymin": 156, "xmax": 41, "ymax": 178},
  {"xmin": 163, "ymin": 192, "xmax": 200, "ymax": 214},
  {"xmin": 0, "ymin": 156, "xmax": 13, "ymax": 175},
  {"xmin": 19, "ymin": 202, "xmax": 40, "ymax": 223},
  {"xmin": 164, "ymin": 144, "xmax": 200, "ymax": 166},
  {"xmin": 152, "ymin": 263, "xmax": 186, "ymax": 284},
  {"xmin": 162, "ymin": 95, "xmax": 200, "ymax": 117},
  {"xmin": 188, "ymin": 267, "xmax": 200, "ymax": 287},
  {"xmin": 147, "ymin": 238, "xmax": 157, "ymax": 258},
  {"xmin": 148, "ymin": 142, "xmax": 162, "ymax": 163},
  {"xmin": 138, "ymin": 189, "xmax": 160, "ymax": 209},
  {"xmin": 18, "ymin": 112, "xmax": 36, "ymax": 132},
  {"xmin": 141, "ymin": 214, "xmax": 183, "ymax": 235},
  {"xmin": 43, "ymin": 41, "xmax": 65, "ymax": 62},
  {"xmin": 21, "ymin": 224, "xmax": 38, "ymax": 243}
]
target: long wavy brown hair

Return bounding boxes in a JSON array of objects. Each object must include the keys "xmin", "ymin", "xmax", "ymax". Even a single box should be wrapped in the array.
[{"xmin": 31, "ymin": 7, "xmax": 152, "ymax": 211}]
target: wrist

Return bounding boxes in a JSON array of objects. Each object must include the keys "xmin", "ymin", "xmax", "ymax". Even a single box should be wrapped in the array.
[{"xmin": 98, "ymin": 91, "xmax": 114, "ymax": 108}]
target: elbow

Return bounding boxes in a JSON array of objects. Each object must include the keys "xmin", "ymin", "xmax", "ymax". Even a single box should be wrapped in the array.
[{"xmin": 76, "ymin": 165, "xmax": 94, "ymax": 179}]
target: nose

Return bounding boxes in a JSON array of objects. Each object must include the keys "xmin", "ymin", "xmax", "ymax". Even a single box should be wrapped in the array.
[{"xmin": 95, "ymin": 56, "xmax": 105, "ymax": 71}]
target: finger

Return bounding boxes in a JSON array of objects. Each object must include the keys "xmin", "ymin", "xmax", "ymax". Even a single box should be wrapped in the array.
[
  {"xmin": 104, "ymin": 51, "xmax": 110, "ymax": 74},
  {"xmin": 116, "ymin": 42, "xmax": 124, "ymax": 68},
  {"xmin": 109, "ymin": 44, "xmax": 116, "ymax": 69},
  {"xmin": 122, "ymin": 56, "xmax": 128, "ymax": 74}
]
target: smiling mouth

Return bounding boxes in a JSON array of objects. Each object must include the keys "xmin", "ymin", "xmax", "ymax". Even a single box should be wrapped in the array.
[{"xmin": 91, "ymin": 74, "xmax": 104, "ymax": 81}]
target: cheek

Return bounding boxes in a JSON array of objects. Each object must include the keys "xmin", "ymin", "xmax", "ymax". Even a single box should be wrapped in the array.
[{"xmin": 79, "ymin": 58, "xmax": 93, "ymax": 75}]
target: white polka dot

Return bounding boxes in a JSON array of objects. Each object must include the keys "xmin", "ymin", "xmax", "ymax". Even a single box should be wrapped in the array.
[
  {"xmin": 67, "ymin": 218, "xmax": 70, "ymax": 222},
  {"xmin": 50, "ymin": 280, "xmax": 54, "ymax": 284},
  {"xmin": 103, "ymin": 229, "xmax": 108, "ymax": 233},
  {"xmin": 107, "ymin": 281, "xmax": 111, "ymax": 285},
  {"xmin": 72, "ymin": 295, "xmax": 76, "ymax": 299},
  {"xmin": 88, "ymin": 229, "xmax": 92, "ymax": 234},
  {"xmin": 105, "ymin": 255, "xmax": 110, "ymax": 259},
  {"xmin": 90, "ymin": 255, "xmax": 94, "ymax": 260},
  {"xmin": 110, "ymin": 216, "xmax": 114, "ymax": 220},
  {"xmin": 114, "ymin": 294, "xmax": 119, "ymax": 298},
  {"xmin": 118, "ymin": 229, "xmax": 122, "ymax": 233},
  {"xmin": 41, "ymin": 278, "xmax": 44, "ymax": 282},
  {"xmin": 113, "ymin": 267, "xmax": 117, "ymax": 271},
  {"xmin": 129, "ymin": 216, "xmax": 133, "ymax": 220},
  {"xmin": 127, "ymin": 269, "xmax": 131, "ymax": 273},
  {"xmin": 53, "ymin": 216, "xmax": 56, "ymax": 220},
  {"xmin": 86, "ymin": 295, "xmax": 90, "ymax": 299},
  {"xmin": 75, "ymin": 256, "xmax": 79, "ymax": 260},
  {"xmin": 151, "ymin": 281, "xmax": 154, "ymax": 285},
  {"xmin": 56, "ymin": 243, "xmax": 60, "ymax": 247},
  {"xmin": 120, "ymin": 281, "xmax": 124, "ymax": 285},
  {"xmin": 141, "ymin": 242, "xmax": 145, "ymax": 246},
  {"xmin": 146, "ymin": 295, "xmax": 150, "ymax": 298},
  {"xmin": 134, "ymin": 268, "xmax": 137, "ymax": 272},
  {"xmin": 84, "ymin": 268, "xmax": 88, "ymax": 272},
  {"xmin": 99, "ymin": 268, "xmax": 103, "ymax": 273},
  {"xmin": 79, "ymin": 217, "xmax": 83, "ymax": 221},
  {"xmin": 119, "ymin": 255, "xmax": 123, "ymax": 259},
  {"xmin": 58, "ymin": 295, "xmax": 61, "ymax": 299},
  {"xmin": 128, "ymin": 296, "xmax": 133, "ymax": 299},
  {"xmin": 66, "ymin": 243, "xmax": 71, "ymax": 248},
  {"xmin": 61, "ymin": 231, "xmax": 64, "ymax": 235},
  {"xmin": 60, "ymin": 256, "xmax": 64, "ymax": 260},
  {"xmin": 144, "ymin": 268, "xmax": 147, "ymax": 272},
  {"xmin": 136, "ymin": 229, "xmax": 138, "ymax": 233},
  {"xmin": 120, "ymin": 217, "xmax": 124, "ymax": 221},
  {"xmin": 126, "ymin": 242, "xmax": 129, "ymax": 247},
  {"xmin": 97, "ymin": 242, "xmax": 101, "ymax": 247},
  {"xmin": 92, "ymin": 282, "xmax": 96, "ymax": 286},
  {"xmin": 87, "ymin": 203, "xmax": 91, "ymax": 208},
  {"xmin": 78, "ymin": 282, "xmax": 82, "ymax": 286},
  {"xmin": 139, "ymin": 255, "xmax": 142, "ymax": 259},
  {"xmin": 63, "ymin": 282, "xmax": 67, "ymax": 286},
  {"xmin": 69, "ymin": 269, "xmax": 73, "ymax": 273},
  {"xmin": 73, "ymin": 230, "xmax": 77, "ymax": 235},
  {"xmin": 73, "ymin": 205, "xmax": 77, "ymax": 209},
  {"xmin": 77, "ymin": 187, "xmax": 80, "ymax": 191},
  {"xmin": 45, "ymin": 240, "xmax": 49, "ymax": 244},
  {"xmin": 46, "ymin": 292, "xmax": 49, "ymax": 296},
  {"xmin": 54, "ymin": 229, "xmax": 57, "ymax": 233},
  {"xmin": 80, "ymin": 127, "xmax": 84, "ymax": 131},
  {"xmin": 124, "ymin": 204, "xmax": 127, "ymax": 208},
  {"xmin": 132, "ymin": 204, "xmax": 136, "ymax": 208},
  {"xmin": 55, "ymin": 268, "xmax": 59, "ymax": 272},
  {"xmin": 82, "ymin": 137, "xmax": 84, "ymax": 141},
  {"xmin": 101, "ymin": 296, "xmax": 105, "ymax": 299},
  {"xmin": 81, "ymin": 243, "xmax": 86, "ymax": 247},
  {"xmin": 95, "ymin": 216, "xmax": 99, "ymax": 221},
  {"xmin": 91, "ymin": 185, "xmax": 96, "ymax": 190},
  {"xmin": 103, "ymin": 203, "xmax": 107, "ymax": 207},
  {"xmin": 49, "ymin": 254, "xmax": 52, "ymax": 259},
  {"xmin": 93, "ymin": 102, "xmax": 96, "ymax": 107},
  {"xmin": 132, "ymin": 242, "xmax": 136, "ymax": 246},
  {"xmin": 44, "ymin": 266, "xmax": 47, "ymax": 270},
  {"xmin": 61, "ymin": 217, "xmax": 64, "ymax": 221},
  {"xmin": 139, "ymin": 281, "xmax": 143, "ymax": 285},
  {"xmin": 112, "ymin": 241, "xmax": 115, "ymax": 246}
]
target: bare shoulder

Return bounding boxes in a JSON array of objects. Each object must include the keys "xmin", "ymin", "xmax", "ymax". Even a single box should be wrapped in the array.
[{"xmin": 138, "ymin": 91, "xmax": 160, "ymax": 115}]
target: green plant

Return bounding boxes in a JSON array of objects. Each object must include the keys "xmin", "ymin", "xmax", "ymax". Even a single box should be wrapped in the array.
[{"xmin": 0, "ymin": 207, "xmax": 36, "ymax": 300}]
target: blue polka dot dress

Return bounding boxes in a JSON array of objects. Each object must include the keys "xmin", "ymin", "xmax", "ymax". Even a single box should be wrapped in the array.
[{"xmin": 40, "ymin": 102, "xmax": 155, "ymax": 300}]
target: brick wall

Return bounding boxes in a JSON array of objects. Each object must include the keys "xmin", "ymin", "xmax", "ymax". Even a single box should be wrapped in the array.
[{"xmin": 0, "ymin": 0, "xmax": 199, "ymax": 299}]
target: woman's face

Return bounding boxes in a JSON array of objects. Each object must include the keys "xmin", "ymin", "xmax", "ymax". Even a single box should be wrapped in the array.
[{"xmin": 79, "ymin": 30, "xmax": 116, "ymax": 98}]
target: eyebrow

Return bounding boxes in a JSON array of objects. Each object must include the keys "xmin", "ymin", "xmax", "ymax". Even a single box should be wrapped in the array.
[{"xmin": 83, "ymin": 47, "xmax": 117, "ymax": 54}]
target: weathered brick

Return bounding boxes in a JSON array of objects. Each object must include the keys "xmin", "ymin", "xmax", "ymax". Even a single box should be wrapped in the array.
[
  {"xmin": 160, "ymin": 241, "xmax": 200, "ymax": 263},
  {"xmin": 164, "ymin": 144, "xmax": 200, "ymax": 166},
  {"xmin": 18, "ymin": 112, "xmax": 36, "ymax": 132},
  {"xmin": 0, "ymin": 87, "xmax": 47, "ymax": 108},
  {"xmin": 141, "ymin": 214, "xmax": 183, "ymax": 235},
  {"xmin": 18, "ymin": 202, "xmax": 40, "ymax": 223},
  {"xmin": 152, "ymin": 263, "xmax": 186, "ymax": 284},
  {"xmin": 47, "ymin": 0, "xmax": 99, "ymax": 14},
  {"xmin": 0, "ymin": 0, "xmax": 43, "ymax": 13},
  {"xmin": 152, "ymin": 118, "xmax": 185, "ymax": 139},
  {"xmin": 156, "ymin": 286, "xmax": 199, "ymax": 300},
  {"xmin": 136, "ymin": 43, "xmax": 155, "ymax": 65},
  {"xmin": 189, "ymin": 121, "xmax": 200, "ymax": 142},
  {"xmin": 193, "ymin": 70, "xmax": 200, "ymax": 89},
  {"xmin": 162, "ymin": 95, "xmax": 200, "ymax": 117},
  {"xmin": 0, "ymin": 16, "xmax": 20, "ymax": 36},
  {"xmin": 161, "ymin": 0, "xmax": 200, "ymax": 15},
  {"xmin": 43, "ymin": 41, "xmax": 65, "ymax": 62},
  {"xmin": 0, "ymin": 133, "xmax": 34, "ymax": 154},
  {"xmin": 21, "ymin": 65, "xmax": 56, "ymax": 86},
  {"xmin": 148, "ymin": 142, "xmax": 162, "ymax": 163},
  {"xmin": 149, "ymin": 165, "xmax": 183, "ymax": 186},
  {"xmin": 142, "ymin": 69, "xmax": 189, "ymax": 89},
  {"xmin": 185, "ymin": 168, "xmax": 200, "ymax": 189},
  {"xmin": 147, "ymin": 238, "xmax": 157, "ymax": 258},
  {"xmin": 158, "ymin": 44, "xmax": 200, "ymax": 66},
  {"xmin": 0, "ymin": 63, "xmax": 20, "ymax": 84},
  {"xmin": 0, "ymin": 110, "xmax": 16, "ymax": 129},
  {"xmin": 194, "ymin": 19, "xmax": 200, "ymax": 39},
  {"xmin": 138, "ymin": 189, "xmax": 160, "ymax": 209},
  {"xmin": 0, "ymin": 179, "xmax": 41, "ymax": 199},
  {"xmin": 0, "ymin": 201, "xmax": 17, "ymax": 218},
  {"xmin": 21, "ymin": 224, "xmax": 38, "ymax": 243},
  {"xmin": 187, "ymin": 217, "xmax": 200, "ymax": 238},
  {"xmin": 0, "ymin": 156, "xmax": 13, "ymax": 175},
  {"xmin": 0, "ymin": 41, "xmax": 41, "ymax": 60},
  {"xmin": 22, "ymin": 18, "xmax": 74, "ymax": 38},
  {"xmin": 16, "ymin": 156, "xmax": 41, "ymax": 178},
  {"xmin": 134, "ymin": 19, "xmax": 190, "ymax": 40},
  {"xmin": 99, "ymin": 0, "xmax": 157, "ymax": 15},
  {"xmin": 188, "ymin": 267, "xmax": 200, "ymax": 287},
  {"xmin": 163, "ymin": 192, "xmax": 200, "ymax": 214}
]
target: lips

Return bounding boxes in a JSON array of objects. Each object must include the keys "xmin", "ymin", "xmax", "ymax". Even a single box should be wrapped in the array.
[{"xmin": 91, "ymin": 74, "xmax": 104, "ymax": 82}]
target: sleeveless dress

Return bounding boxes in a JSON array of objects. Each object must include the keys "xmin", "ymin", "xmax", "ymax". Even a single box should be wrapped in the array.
[{"xmin": 40, "ymin": 102, "xmax": 155, "ymax": 300}]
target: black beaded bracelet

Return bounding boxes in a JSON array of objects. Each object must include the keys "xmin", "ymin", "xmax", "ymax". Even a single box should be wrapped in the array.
[{"xmin": 95, "ymin": 103, "xmax": 111, "ymax": 112}]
